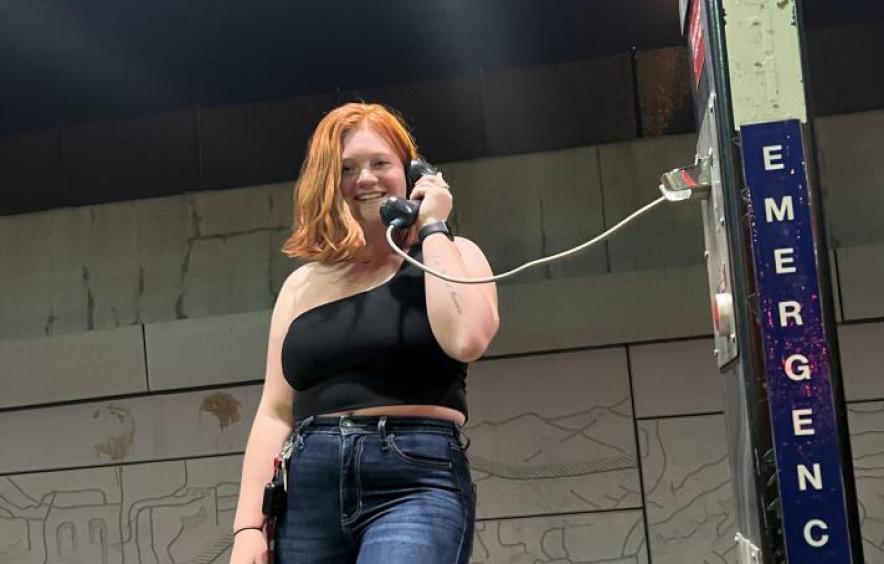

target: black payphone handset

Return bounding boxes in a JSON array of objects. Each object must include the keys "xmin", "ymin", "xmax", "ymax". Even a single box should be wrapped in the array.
[{"xmin": 379, "ymin": 159, "xmax": 438, "ymax": 229}]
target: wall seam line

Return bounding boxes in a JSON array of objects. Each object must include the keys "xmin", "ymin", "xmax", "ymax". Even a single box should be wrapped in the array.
[
  {"xmin": 626, "ymin": 345, "xmax": 654, "ymax": 564},
  {"xmin": 141, "ymin": 323, "xmax": 151, "ymax": 392},
  {"xmin": 0, "ymin": 450, "xmax": 244, "ymax": 478},
  {"xmin": 475, "ymin": 505, "xmax": 644, "ymax": 524},
  {"xmin": 0, "ymin": 379, "xmax": 262, "ymax": 414}
]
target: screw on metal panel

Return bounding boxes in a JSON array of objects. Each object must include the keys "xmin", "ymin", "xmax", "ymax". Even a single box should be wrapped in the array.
[
  {"xmin": 713, "ymin": 348, "xmax": 720, "ymax": 357},
  {"xmin": 704, "ymin": 250, "xmax": 710, "ymax": 260},
  {"xmin": 730, "ymin": 333, "xmax": 737, "ymax": 343}
]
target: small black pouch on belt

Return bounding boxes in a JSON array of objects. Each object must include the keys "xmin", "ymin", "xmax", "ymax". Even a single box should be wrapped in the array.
[{"xmin": 262, "ymin": 458, "xmax": 286, "ymax": 518}]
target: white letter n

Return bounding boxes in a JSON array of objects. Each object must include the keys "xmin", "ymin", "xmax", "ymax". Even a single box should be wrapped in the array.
[{"xmin": 798, "ymin": 463, "xmax": 823, "ymax": 491}]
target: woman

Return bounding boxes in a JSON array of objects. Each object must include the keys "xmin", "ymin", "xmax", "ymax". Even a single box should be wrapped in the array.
[{"xmin": 230, "ymin": 102, "xmax": 500, "ymax": 564}]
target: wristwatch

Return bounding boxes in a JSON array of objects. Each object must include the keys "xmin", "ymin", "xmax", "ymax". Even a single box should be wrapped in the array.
[{"xmin": 418, "ymin": 220, "xmax": 454, "ymax": 243}]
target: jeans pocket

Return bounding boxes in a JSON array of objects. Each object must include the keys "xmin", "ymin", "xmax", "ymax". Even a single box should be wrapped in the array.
[{"xmin": 386, "ymin": 432, "xmax": 453, "ymax": 468}]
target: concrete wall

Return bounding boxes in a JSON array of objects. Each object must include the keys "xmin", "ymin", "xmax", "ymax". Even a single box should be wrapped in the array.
[{"xmin": 1, "ymin": 99, "xmax": 883, "ymax": 562}]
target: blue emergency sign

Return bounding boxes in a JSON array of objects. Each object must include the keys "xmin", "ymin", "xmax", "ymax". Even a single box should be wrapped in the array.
[{"xmin": 740, "ymin": 119, "xmax": 853, "ymax": 562}]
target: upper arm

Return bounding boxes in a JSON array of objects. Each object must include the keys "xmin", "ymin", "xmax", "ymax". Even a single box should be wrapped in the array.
[
  {"xmin": 453, "ymin": 236, "xmax": 500, "ymax": 323},
  {"xmin": 256, "ymin": 268, "xmax": 304, "ymax": 425}
]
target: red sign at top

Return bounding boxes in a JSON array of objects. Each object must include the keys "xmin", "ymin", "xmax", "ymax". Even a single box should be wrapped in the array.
[{"xmin": 688, "ymin": 0, "xmax": 706, "ymax": 87}]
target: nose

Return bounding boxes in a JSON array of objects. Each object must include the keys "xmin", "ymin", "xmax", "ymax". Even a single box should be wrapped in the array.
[{"xmin": 355, "ymin": 167, "xmax": 378, "ymax": 186}]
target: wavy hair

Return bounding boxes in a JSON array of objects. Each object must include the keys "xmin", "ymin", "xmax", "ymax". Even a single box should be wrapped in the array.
[{"xmin": 282, "ymin": 102, "xmax": 419, "ymax": 263}]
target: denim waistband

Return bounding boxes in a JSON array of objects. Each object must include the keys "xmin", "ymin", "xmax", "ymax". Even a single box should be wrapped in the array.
[
  {"xmin": 291, "ymin": 415, "xmax": 470, "ymax": 451},
  {"xmin": 295, "ymin": 415, "xmax": 461, "ymax": 435}
]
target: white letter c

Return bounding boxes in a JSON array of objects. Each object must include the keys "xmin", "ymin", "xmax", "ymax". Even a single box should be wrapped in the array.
[{"xmin": 803, "ymin": 519, "xmax": 829, "ymax": 548}]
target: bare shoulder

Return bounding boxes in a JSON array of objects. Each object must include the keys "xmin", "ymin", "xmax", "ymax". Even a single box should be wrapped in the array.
[
  {"xmin": 276, "ymin": 261, "xmax": 319, "ymax": 311},
  {"xmin": 282, "ymin": 261, "xmax": 318, "ymax": 288}
]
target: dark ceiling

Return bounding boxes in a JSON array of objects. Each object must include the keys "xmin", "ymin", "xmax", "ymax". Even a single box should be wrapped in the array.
[{"xmin": 1, "ymin": 0, "xmax": 883, "ymax": 135}]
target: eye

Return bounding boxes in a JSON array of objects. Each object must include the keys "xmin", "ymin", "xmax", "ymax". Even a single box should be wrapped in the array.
[{"xmin": 341, "ymin": 164, "xmax": 355, "ymax": 175}]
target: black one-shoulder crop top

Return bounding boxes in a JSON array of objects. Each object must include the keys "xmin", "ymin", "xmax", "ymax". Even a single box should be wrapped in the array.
[{"xmin": 281, "ymin": 246, "xmax": 468, "ymax": 421}]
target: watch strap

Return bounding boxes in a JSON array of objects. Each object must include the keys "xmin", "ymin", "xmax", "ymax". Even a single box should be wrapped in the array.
[{"xmin": 418, "ymin": 221, "xmax": 453, "ymax": 243}]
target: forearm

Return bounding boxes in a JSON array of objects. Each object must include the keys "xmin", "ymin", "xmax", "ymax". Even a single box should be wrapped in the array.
[
  {"xmin": 232, "ymin": 410, "xmax": 292, "ymax": 531},
  {"xmin": 422, "ymin": 234, "xmax": 498, "ymax": 360}
]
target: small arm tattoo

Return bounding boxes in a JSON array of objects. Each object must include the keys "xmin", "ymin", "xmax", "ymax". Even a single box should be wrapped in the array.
[{"xmin": 429, "ymin": 252, "xmax": 464, "ymax": 316}]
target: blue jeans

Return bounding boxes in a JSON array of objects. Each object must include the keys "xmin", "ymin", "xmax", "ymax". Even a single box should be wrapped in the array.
[{"xmin": 274, "ymin": 415, "xmax": 476, "ymax": 564}]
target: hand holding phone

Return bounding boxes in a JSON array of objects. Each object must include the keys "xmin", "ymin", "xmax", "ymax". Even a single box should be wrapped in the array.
[{"xmin": 379, "ymin": 159, "xmax": 437, "ymax": 229}]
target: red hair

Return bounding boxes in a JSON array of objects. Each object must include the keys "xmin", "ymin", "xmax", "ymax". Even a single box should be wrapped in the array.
[{"xmin": 282, "ymin": 103, "xmax": 419, "ymax": 263}]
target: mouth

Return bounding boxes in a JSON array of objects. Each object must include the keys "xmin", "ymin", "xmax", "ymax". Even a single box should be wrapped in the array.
[{"xmin": 354, "ymin": 192, "xmax": 386, "ymax": 202}]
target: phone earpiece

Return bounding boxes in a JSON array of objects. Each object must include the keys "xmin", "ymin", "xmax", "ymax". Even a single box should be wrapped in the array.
[
  {"xmin": 405, "ymin": 159, "xmax": 438, "ymax": 198},
  {"xmin": 380, "ymin": 159, "xmax": 437, "ymax": 229}
]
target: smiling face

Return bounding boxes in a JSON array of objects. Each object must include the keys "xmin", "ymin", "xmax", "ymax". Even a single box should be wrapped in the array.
[{"xmin": 339, "ymin": 124, "xmax": 407, "ymax": 222}]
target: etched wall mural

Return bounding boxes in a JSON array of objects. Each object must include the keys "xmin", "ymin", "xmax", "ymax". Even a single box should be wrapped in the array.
[
  {"xmin": 637, "ymin": 404, "xmax": 884, "ymax": 563},
  {"xmin": 639, "ymin": 415, "xmax": 738, "ymax": 564},
  {"xmin": 848, "ymin": 400, "xmax": 884, "ymax": 561},
  {"xmin": 466, "ymin": 349, "xmax": 642, "ymax": 520},
  {"xmin": 4, "ymin": 407, "xmax": 882, "ymax": 564},
  {"xmin": 0, "ymin": 456, "xmax": 241, "ymax": 564},
  {"xmin": 468, "ymin": 400, "xmax": 640, "ymax": 517},
  {"xmin": 470, "ymin": 511, "xmax": 647, "ymax": 564}
]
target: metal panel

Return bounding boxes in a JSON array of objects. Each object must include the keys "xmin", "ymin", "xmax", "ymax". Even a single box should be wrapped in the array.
[{"xmin": 695, "ymin": 94, "xmax": 738, "ymax": 366}]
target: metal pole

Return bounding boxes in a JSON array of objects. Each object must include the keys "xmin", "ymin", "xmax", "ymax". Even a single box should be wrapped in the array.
[{"xmin": 672, "ymin": 0, "xmax": 864, "ymax": 561}]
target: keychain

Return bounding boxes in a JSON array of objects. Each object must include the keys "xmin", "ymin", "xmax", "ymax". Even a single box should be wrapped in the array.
[{"xmin": 261, "ymin": 433, "xmax": 296, "ymax": 557}]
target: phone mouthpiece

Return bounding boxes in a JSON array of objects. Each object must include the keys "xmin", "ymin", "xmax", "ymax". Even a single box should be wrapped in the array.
[{"xmin": 380, "ymin": 197, "xmax": 421, "ymax": 229}]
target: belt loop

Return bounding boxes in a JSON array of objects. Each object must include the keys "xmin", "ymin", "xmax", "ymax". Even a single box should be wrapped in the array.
[
  {"xmin": 458, "ymin": 427, "xmax": 471, "ymax": 451},
  {"xmin": 296, "ymin": 416, "xmax": 314, "ymax": 437},
  {"xmin": 293, "ymin": 416, "xmax": 313, "ymax": 450},
  {"xmin": 378, "ymin": 416, "xmax": 390, "ymax": 451}
]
